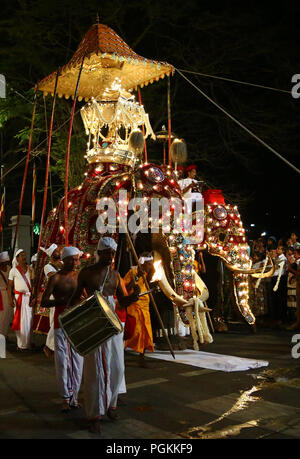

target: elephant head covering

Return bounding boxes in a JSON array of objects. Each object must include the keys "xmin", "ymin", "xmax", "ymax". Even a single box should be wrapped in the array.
[
  {"xmin": 61, "ymin": 246, "xmax": 83, "ymax": 260},
  {"xmin": 97, "ymin": 237, "xmax": 117, "ymax": 252},
  {"xmin": 40, "ymin": 243, "xmax": 58, "ymax": 258},
  {"xmin": 0, "ymin": 251, "xmax": 10, "ymax": 263}
]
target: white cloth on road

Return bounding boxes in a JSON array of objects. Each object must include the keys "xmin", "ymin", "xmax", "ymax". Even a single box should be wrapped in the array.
[{"xmin": 147, "ymin": 349, "xmax": 269, "ymax": 372}]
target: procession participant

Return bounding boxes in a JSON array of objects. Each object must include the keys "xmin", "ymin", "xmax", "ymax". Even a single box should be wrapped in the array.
[
  {"xmin": 29, "ymin": 253, "xmax": 38, "ymax": 283},
  {"xmin": 41, "ymin": 246, "xmax": 83, "ymax": 412},
  {"xmin": 69, "ymin": 237, "xmax": 139, "ymax": 434},
  {"xmin": 41, "ymin": 244, "xmax": 62, "ymax": 359},
  {"xmin": 287, "ymin": 248, "xmax": 300, "ymax": 330},
  {"xmin": 178, "ymin": 165, "xmax": 199, "ymax": 197},
  {"xmin": 175, "ymin": 165, "xmax": 184, "ymax": 181},
  {"xmin": 8, "ymin": 249, "xmax": 33, "ymax": 350},
  {"xmin": 270, "ymin": 245, "xmax": 288, "ymax": 326},
  {"xmin": 0, "ymin": 251, "xmax": 13, "ymax": 337},
  {"xmin": 178, "ymin": 164, "xmax": 203, "ymax": 218},
  {"xmin": 114, "ymin": 276, "xmax": 129, "ymax": 402},
  {"xmin": 123, "ymin": 252, "xmax": 155, "ymax": 368}
]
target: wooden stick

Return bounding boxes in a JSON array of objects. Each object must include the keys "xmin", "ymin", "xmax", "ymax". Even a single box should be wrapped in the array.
[{"xmin": 204, "ymin": 301, "xmax": 215, "ymax": 333}]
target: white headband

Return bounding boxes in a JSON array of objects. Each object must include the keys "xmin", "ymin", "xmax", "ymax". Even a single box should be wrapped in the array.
[
  {"xmin": 97, "ymin": 237, "xmax": 117, "ymax": 252},
  {"xmin": 139, "ymin": 256, "xmax": 153, "ymax": 265},
  {"xmin": 12, "ymin": 249, "xmax": 25, "ymax": 267},
  {"xmin": 0, "ymin": 251, "xmax": 10, "ymax": 263},
  {"xmin": 40, "ymin": 243, "xmax": 58, "ymax": 258},
  {"xmin": 61, "ymin": 246, "xmax": 83, "ymax": 260}
]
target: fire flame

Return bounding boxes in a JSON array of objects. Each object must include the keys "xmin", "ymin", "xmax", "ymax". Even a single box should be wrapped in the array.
[{"xmin": 151, "ymin": 260, "xmax": 163, "ymax": 282}]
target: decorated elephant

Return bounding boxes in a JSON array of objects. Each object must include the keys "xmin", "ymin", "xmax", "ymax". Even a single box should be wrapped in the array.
[
  {"xmin": 32, "ymin": 21, "xmax": 274, "ymax": 349},
  {"xmin": 33, "ymin": 144, "xmax": 273, "ymax": 350}
]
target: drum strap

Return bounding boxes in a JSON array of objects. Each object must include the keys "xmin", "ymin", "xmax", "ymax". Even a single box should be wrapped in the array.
[{"xmin": 99, "ymin": 266, "xmax": 110, "ymax": 294}]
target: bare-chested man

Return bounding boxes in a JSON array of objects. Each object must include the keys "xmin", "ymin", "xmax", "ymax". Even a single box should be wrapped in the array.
[
  {"xmin": 41, "ymin": 246, "xmax": 83, "ymax": 412},
  {"xmin": 41, "ymin": 244, "xmax": 63, "ymax": 358},
  {"xmin": 69, "ymin": 237, "xmax": 139, "ymax": 434}
]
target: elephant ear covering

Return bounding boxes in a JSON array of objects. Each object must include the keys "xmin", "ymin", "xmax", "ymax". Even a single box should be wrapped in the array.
[
  {"xmin": 128, "ymin": 129, "xmax": 144, "ymax": 158},
  {"xmin": 170, "ymin": 138, "xmax": 187, "ymax": 164}
]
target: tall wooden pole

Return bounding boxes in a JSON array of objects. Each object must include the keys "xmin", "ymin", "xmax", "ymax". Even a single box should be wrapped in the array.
[{"xmin": 64, "ymin": 57, "xmax": 85, "ymax": 246}]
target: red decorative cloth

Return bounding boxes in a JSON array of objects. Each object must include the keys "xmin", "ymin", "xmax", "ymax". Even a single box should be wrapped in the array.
[
  {"xmin": 11, "ymin": 291, "xmax": 23, "ymax": 331},
  {"xmin": 54, "ymin": 305, "xmax": 67, "ymax": 329},
  {"xmin": 0, "ymin": 292, "xmax": 3, "ymax": 311},
  {"xmin": 203, "ymin": 189, "xmax": 225, "ymax": 205}
]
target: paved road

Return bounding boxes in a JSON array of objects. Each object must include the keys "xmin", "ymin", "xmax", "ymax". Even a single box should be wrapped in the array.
[{"xmin": 1, "ymin": 325, "xmax": 300, "ymax": 440}]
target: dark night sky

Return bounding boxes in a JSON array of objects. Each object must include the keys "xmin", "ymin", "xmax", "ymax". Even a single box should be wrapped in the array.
[{"xmin": 0, "ymin": 0, "xmax": 299, "ymax": 245}]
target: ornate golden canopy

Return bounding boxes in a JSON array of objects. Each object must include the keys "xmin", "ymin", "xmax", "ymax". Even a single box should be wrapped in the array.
[{"xmin": 37, "ymin": 23, "xmax": 174, "ymax": 101}]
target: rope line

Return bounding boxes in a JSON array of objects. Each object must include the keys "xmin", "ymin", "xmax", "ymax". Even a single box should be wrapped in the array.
[
  {"xmin": 176, "ymin": 68, "xmax": 291, "ymax": 95},
  {"xmin": 176, "ymin": 69, "xmax": 300, "ymax": 175}
]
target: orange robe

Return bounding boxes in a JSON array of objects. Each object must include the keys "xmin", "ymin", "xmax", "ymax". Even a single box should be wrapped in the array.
[{"xmin": 123, "ymin": 267, "xmax": 154, "ymax": 354}]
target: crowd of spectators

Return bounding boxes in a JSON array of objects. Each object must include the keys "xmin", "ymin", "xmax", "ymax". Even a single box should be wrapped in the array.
[{"xmin": 248, "ymin": 231, "xmax": 300, "ymax": 329}]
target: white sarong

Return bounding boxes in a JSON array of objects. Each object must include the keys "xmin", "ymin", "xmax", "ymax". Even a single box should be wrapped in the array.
[
  {"xmin": 83, "ymin": 295, "xmax": 125, "ymax": 419},
  {"xmin": 54, "ymin": 328, "xmax": 83, "ymax": 404}
]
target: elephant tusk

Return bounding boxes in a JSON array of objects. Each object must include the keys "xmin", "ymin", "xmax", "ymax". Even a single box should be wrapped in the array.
[
  {"xmin": 153, "ymin": 251, "xmax": 189, "ymax": 306},
  {"xmin": 183, "ymin": 298, "xmax": 212, "ymax": 312},
  {"xmin": 225, "ymin": 254, "xmax": 275, "ymax": 278},
  {"xmin": 194, "ymin": 271, "xmax": 209, "ymax": 301}
]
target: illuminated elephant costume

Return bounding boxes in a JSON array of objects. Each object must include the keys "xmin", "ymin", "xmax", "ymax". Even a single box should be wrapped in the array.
[{"xmin": 32, "ymin": 22, "xmax": 274, "ymax": 349}]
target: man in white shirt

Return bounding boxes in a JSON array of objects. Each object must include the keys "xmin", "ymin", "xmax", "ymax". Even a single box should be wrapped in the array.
[
  {"xmin": 8, "ymin": 249, "xmax": 33, "ymax": 350},
  {"xmin": 270, "ymin": 245, "xmax": 288, "ymax": 326},
  {"xmin": 178, "ymin": 165, "xmax": 198, "ymax": 199}
]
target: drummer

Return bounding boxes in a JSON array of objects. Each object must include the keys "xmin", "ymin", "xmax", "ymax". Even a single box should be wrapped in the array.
[
  {"xmin": 41, "ymin": 246, "xmax": 84, "ymax": 412},
  {"xmin": 69, "ymin": 236, "xmax": 140, "ymax": 434}
]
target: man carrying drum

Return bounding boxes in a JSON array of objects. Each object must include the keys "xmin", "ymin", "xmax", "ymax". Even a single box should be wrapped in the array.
[
  {"xmin": 69, "ymin": 237, "xmax": 139, "ymax": 434},
  {"xmin": 41, "ymin": 246, "xmax": 84, "ymax": 412}
]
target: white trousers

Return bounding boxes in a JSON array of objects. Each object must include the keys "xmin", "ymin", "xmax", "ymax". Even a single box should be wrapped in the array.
[
  {"xmin": 117, "ymin": 321, "xmax": 126, "ymax": 394},
  {"xmin": 0, "ymin": 291, "xmax": 13, "ymax": 337},
  {"xmin": 46, "ymin": 307, "xmax": 55, "ymax": 351},
  {"xmin": 54, "ymin": 328, "xmax": 83, "ymax": 404},
  {"xmin": 83, "ymin": 331, "xmax": 124, "ymax": 420},
  {"xmin": 15, "ymin": 293, "xmax": 33, "ymax": 349}
]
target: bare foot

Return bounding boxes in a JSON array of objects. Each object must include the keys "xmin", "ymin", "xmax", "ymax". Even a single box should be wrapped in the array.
[
  {"xmin": 88, "ymin": 419, "xmax": 101, "ymax": 434},
  {"xmin": 107, "ymin": 408, "xmax": 120, "ymax": 421},
  {"xmin": 61, "ymin": 400, "xmax": 71, "ymax": 412}
]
